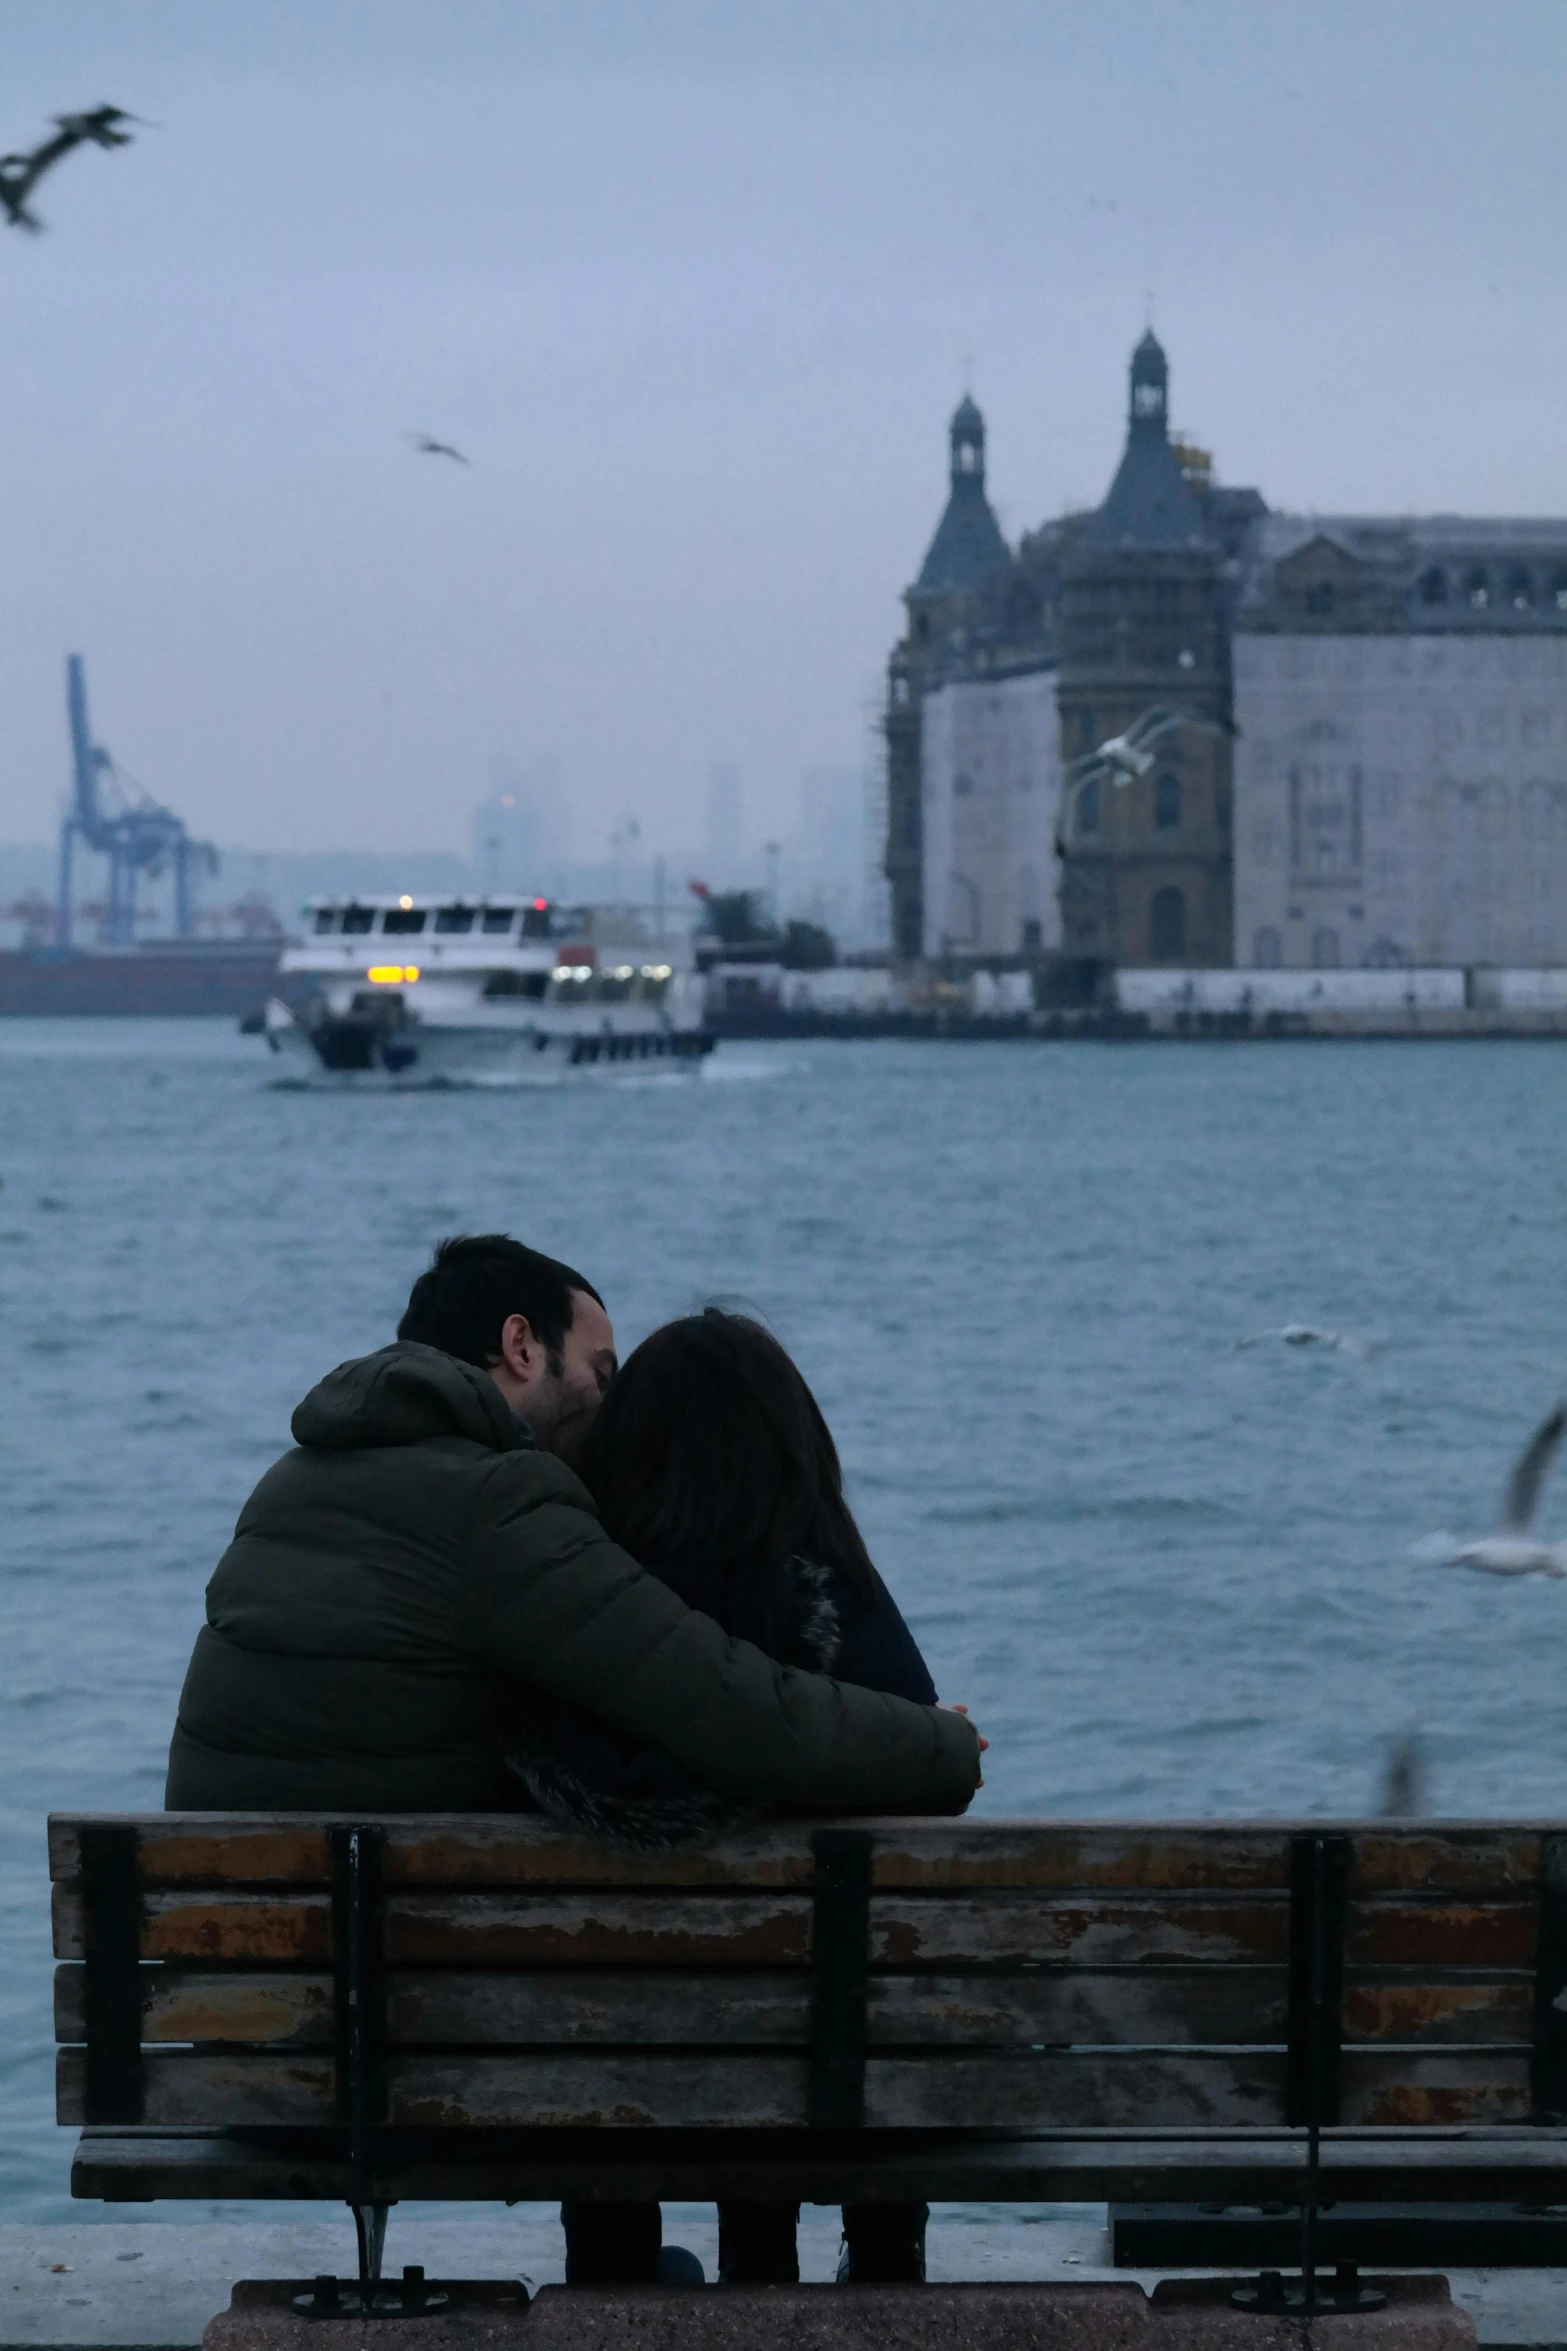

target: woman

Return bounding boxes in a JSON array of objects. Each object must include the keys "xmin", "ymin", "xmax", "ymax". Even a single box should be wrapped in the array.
[{"xmin": 502, "ymin": 1306, "xmax": 945, "ymax": 2288}]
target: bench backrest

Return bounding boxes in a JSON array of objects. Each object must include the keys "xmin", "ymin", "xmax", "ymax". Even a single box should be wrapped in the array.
[{"xmin": 51, "ymin": 1812, "xmax": 1567, "ymax": 2139}]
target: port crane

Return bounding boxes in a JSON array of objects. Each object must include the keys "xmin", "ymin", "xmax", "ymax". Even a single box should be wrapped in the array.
[{"xmin": 56, "ymin": 654, "xmax": 217, "ymax": 947}]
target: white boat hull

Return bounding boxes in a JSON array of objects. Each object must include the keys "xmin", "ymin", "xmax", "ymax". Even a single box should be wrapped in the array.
[{"xmin": 264, "ymin": 1003, "xmax": 713, "ymax": 1088}]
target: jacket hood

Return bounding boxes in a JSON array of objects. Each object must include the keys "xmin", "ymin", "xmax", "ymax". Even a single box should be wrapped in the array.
[{"xmin": 291, "ymin": 1341, "xmax": 532, "ymax": 1454}]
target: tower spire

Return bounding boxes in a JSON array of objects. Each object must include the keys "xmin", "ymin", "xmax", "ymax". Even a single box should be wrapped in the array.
[{"xmin": 949, "ymin": 392, "xmax": 985, "ymax": 486}]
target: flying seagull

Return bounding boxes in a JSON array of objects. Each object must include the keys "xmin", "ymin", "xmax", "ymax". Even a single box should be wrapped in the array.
[
  {"xmin": 1055, "ymin": 707, "xmax": 1226, "ymax": 852},
  {"xmin": 1070, "ymin": 706, "xmax": 1225, "ymax": 788},
  {"xmin": 0, "ymin": 106, "xmax": 135, "ymax": 233},
  {"xmin": 1415, "ymin": 1403, "xmax": 1567, "ymax": 1577},
  {"xmin": 408, "ymin": 433, "xmax": 470, "ymax": 466}
]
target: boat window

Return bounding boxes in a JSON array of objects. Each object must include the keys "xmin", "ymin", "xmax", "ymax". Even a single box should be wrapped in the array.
[
  {"xmin": 595, "ymin": 966, "xmax": 636, "ymax": 1003},
  {"xmin": 341, "ymin": 905, "xmax": 374, "ymax": 935},
  {"xmin": 521, "ymin": 903, "xmax": 552, "ymax": 938},
  {"xmin": 434, "ymin": 905, "xmax": 475, "ymax": 934},
  {"xmin": 637, "ymin": 966, "xmax": 673, "ymax": 1003},
  {"xmin": 313, "ymin": 910, "xmax": 338, "ymax": 934},
  {"xmin": 483, "ymin": 969, "xmax": 548, "ymax": 999},
  {"xmin": 481, "ymin": 908, "xmax": 515, "ymax": 934},
  {"xmin": 383, "ymin": 907, "xmax": 427, "ymax": 935}
]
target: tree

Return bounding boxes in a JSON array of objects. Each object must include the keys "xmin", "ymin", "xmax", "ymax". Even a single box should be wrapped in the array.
[
  {"xmin": 780, "ymin": 919, "xmax": 836, "ymax": 970},
  {"xmin": 702, "ymin": 889, "xmax": 773, "ymax": 947}
]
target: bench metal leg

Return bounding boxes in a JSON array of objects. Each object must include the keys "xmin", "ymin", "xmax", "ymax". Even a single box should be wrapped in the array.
[{"xmin": 351, "ymin": 2201, "xmax": 389, "ymax": 2285}]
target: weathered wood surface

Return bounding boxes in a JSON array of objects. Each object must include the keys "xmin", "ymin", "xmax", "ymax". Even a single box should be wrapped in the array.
[
  {"xmin": 51, "ymin": 1961, "xmax": 1533, "ymax": 2051},
  {"xmin": 54, "ymin": 2043, "xmax": 1531, "ymax": 2132},
  {"xmin": 68, "ymin": 2123, "xmax": 1567, "ymax": 2208},
  {"xmin": 46, "ymin": 1812, "xmax": 1559, "ymax": 1895},
  {"xmin": 50, "ymin": 1878, "xmax": 1541, "ymax": 1971}
]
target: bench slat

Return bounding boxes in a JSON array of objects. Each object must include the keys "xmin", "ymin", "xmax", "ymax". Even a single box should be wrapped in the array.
[
  {"xmin": 52, "ymin": 1961, "xmax": 1536, "ymax": 2052},
  {"xmin": 53, "ymin": 1962, "xmax": 1288, "ymax": 2050},
  {"xmin": 66, "ymin": 2123, "xmax": 1567, "ymax": 2208},
  {"xmin": 51, "ymin": 1881, "xmax": 1541, "ymax": 1972},
  {"xmin": 54, "ymin": 2044, "xmax": 1531, "ymax": 2133},
  {"xmin": 47, "ymin": 1813, "xmax": 1554, "ymax": 1895}
]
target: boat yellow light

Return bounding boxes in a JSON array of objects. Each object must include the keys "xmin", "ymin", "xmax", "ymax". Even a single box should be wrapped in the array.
[
  {"xmin": 398, "ymin": 894, "xmax": 414, "ymax": 910},
  {"xmin": 367, "ymin": 964, "xmax": 418, "ymax": 984}
]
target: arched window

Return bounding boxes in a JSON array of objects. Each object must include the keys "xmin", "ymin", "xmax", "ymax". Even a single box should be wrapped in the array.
[
  {"xmin": 1252, "ymin": 926, "xmax": 1282, "ymax": 968},
  {"xmin": 1466, "ymin": 567, "xmax": 1490, "ymax": 610},
  {"xmin": 1149, "ymin": 886, "xmax": 1186, "ymax": 962},
  {"xmin": 1419, "ymin": 565, "xmax": 1447, "ymax": 607},
  {"xmin": 1312, "ymin": 926, "xmax": 1340, "ymax": 969},
  {"xmin": 1509, "ymin": 567, "xmax": 1533, "ymax": 610},
  {"xmin": 1155, "ymin": 771, "xmax": 1182, "ymax": 828},
  {"xmin": 1078, "ymin": 777, "xmax": 1100, "ymax": 833}
]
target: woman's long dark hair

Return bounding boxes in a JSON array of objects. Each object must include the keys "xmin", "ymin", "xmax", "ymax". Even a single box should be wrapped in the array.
[{"xmin": 580, "ymin": 1307, "xmax": 878, "ymax": 1654}]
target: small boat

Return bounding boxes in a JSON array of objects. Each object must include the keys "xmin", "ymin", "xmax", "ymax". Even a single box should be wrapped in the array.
[{"xmin": 262, "ymin": 895, "xmax": 716, "ymax": 1086}]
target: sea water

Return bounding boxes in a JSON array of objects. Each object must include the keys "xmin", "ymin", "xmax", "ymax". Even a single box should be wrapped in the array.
[{"xmin": 3, "ymin": 1019, "xmax": 1567, "ymax": 2216}]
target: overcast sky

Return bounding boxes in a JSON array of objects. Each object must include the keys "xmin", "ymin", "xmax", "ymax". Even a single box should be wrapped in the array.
[{"xmin": 1, "ymin": 0, "xmax": 1564, "ymax": 865}]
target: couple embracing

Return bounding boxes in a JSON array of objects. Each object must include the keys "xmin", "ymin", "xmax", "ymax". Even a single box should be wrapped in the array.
[{"xmin": 166, "ymin": 1235, "xmax": 986, "ymax": 2288}]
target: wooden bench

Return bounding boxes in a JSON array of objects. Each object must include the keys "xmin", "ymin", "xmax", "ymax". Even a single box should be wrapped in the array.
[{"xmin": 51, "ymin": 1812, "xmax": 1567, "ymax": 2296}]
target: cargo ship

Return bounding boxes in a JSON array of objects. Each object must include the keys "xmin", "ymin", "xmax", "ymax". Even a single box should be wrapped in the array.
[{"xmin": 0, "ymin": 939, "xmax": 284, "ymax": 1017}]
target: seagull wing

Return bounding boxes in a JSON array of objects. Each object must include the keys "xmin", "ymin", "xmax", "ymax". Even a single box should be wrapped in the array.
[
  {"xmin": 6, "ymin": 124, "xmax": 80, "ymax": 205},
  {"xmin": 1501, "ymin": 1402, "xmax": 1567, "ymax": 1531},
  {"xmin": 1124, "ymin": 707, "xmax": 1179, "ymax": 751}
]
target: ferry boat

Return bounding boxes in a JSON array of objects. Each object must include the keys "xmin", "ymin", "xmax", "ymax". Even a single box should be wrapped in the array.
[{"xmin": 262, "ymin": 895, "xmax": 715, "ymax": 1085}]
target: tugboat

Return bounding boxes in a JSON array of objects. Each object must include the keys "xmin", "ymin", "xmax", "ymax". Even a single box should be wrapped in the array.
[{"xmin": 262, "ymin": 895, "xmax": 715, "ymax": 1085}]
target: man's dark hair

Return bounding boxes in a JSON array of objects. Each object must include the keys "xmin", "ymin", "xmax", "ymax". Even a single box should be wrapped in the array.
[{"xmin": 398, "ymin": 1235, "xmax": 602, "ymax": 1373}]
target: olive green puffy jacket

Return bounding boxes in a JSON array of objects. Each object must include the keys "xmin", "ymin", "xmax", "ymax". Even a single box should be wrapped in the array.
[{"xmin": 165, "ymin": 1342, "xmax": 980, "ymax": 1816}]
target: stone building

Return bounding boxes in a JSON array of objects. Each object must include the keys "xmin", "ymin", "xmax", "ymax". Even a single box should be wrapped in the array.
[
  {"xmin": 1053, "ymin": 332, "xmax": 1258, "ymax": 969},
  {"xmin": 886, "ymin": 333, "xmax": 1261, "ymax": 969},
  {"xmin": 885, "ymin": 333, "xmax": 1567, "ymax": 970},
  {"xmin": 1232, "ymin": 521, "xmax": 1567, "ymax": 968},
  {"xmin": 886, "ymin": 397, "xmax": 1053, "ymax": 961}
]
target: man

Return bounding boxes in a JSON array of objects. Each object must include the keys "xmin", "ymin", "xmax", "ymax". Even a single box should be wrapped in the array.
[{"xmin": 166, "ymin": 1233, "xmax": 981, "ymax": 1816}]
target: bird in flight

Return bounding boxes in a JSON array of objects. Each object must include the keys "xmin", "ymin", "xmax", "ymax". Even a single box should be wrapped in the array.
[
  {"xmin": 1414, "ymin": 1403, "xmax": 1567, "ymax": 1577},
  {"xmin": 408, "ymin": 433, "xmax": 470, "ymax": 466},
  {"xmin": 1055, "ymin": 707, "xmax": 1225, "ymax": 852},
  {"xmin": 0, "ymin": 106, "xmax": 135, "ymax": 233}
]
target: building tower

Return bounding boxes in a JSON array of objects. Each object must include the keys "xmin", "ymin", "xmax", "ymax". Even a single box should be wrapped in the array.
[
  {"xmin": 884, "ymin": 395, "xmax": 1019, "ymax": 962},
  {"xmin": 1056, "ymin": 332, "xmax": 1235, "ymax": 966}
]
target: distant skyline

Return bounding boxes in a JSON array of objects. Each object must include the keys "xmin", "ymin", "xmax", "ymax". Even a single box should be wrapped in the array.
[{"xmin": 1, "ymin": 0, "xmax": 1564, "ymax": 862}]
